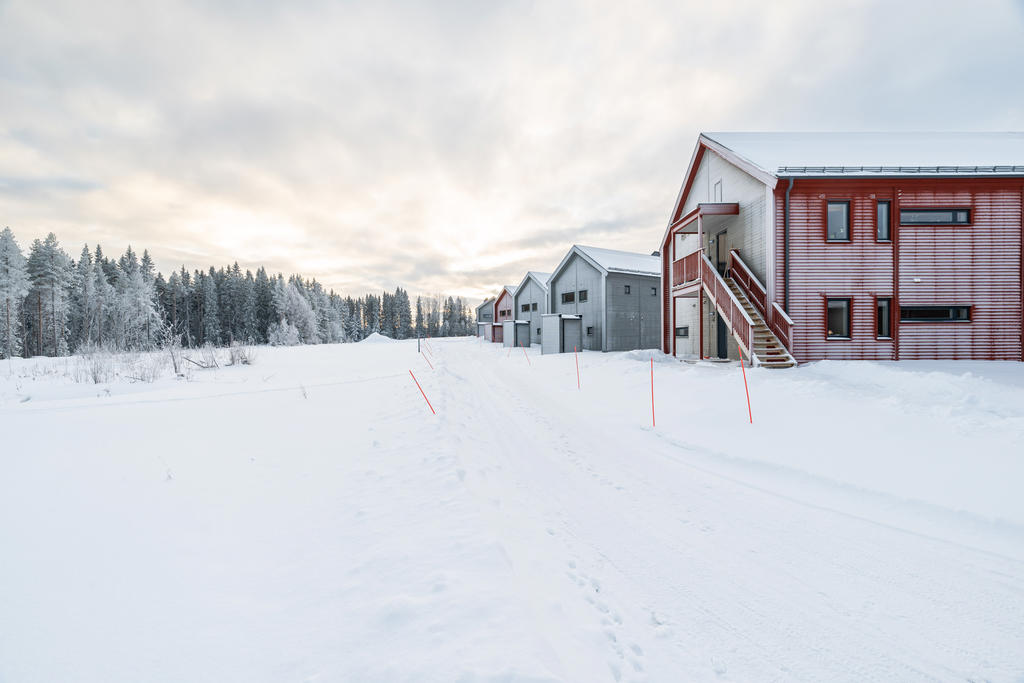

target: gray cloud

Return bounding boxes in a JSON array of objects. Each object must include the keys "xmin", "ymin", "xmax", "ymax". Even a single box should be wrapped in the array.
[{"xmin": 1, "ymin": 0, "xmax": 1023, "ymax": 306}]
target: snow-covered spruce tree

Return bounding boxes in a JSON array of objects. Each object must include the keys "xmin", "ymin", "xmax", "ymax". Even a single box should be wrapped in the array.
[
  {"xmin": 343, "ymin": 296, "xmax": 361, "ymax": 341},
  {"xmin": 253, "ymin": 267, "xmax": 273, "ymax": 344},
  {"xmin": 397, "ymin": 288, "xmax": 413, "ymax": 339},
  {"xmin": 414, "ymin": 296, "xmax": 424, "ymax": 338},
  {"xmin": 26, "ymin": 233, "xmax": 72, "ymax": 356},
  {"xmin": 271, "ymin": 276, "xmax": 318, "ymax": 344},
  {"xmin": 0, "ymin": 227, "xmax": 29, "ymax": 359},
  {"xmin": 70, "ymin": 244, "xmax": 96, "ymax": 349},
  {"xmin": 113, "ymin": 246, "xmax": 163, "ymax": 350},
  {"xmin": 201, "ymin": 267, "xmax": 220, "ymax": 346}
]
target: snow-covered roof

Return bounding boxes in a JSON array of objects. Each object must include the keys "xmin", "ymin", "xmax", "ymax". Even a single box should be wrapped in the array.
[
  {"xmin": 575, "ymin": 245, "xmax": 660, "ymax": 276},
  {"xmin": 527, "ymin": 271, "xmax": 551, "ymax": 287},
  {"xmin": 702, "ymin": 132, "xmax": 1024, "ymax": 177},
  {"xmin": 515, "ymin": 271, "xmax": 551, "ymax": 296}
]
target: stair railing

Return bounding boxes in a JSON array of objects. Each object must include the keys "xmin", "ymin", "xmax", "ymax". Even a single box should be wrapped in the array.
[
  {"xmin": 700, "ymin": 251, "xmax": 753, "ymax": 360},
  {"xmin": 728, "ymin": 249, "xmax": 794, "ymax": 355}
]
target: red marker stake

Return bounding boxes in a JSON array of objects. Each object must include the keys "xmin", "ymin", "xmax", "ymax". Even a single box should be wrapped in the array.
[
  {"xmin": 574, "ymin": 345, "xmax": 580, "ymax": 390},
  {"xmin": 650, "ymin": 357, "xmax": 656, "ymax": 428},
  {"xmin": 421, "ymin": 351, "xmax": 433, "ymax": 370},
  {"xmin": 508, "ymin": 343, "xmax": 513, "ymax": 358},
  {"xmin": 740, "ymin": 356, "xmax": 753, "ymax": 424},
  {"xmin": 520, "ymin": 341, "xmax": 531, "ymax": 366},
  {"xmin": 409, "ymin": 370, "xmax": 436, "ymax": 415}
]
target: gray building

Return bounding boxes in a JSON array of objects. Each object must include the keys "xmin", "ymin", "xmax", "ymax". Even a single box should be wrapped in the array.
[
  {"xmin": 512, "ymin": 271, "xmax": 551, "ymax": 346},
  {"xmin": 475, "ymin": 297, "xmax": 494, "ymax": 340},
  {"xmin": 545, "ymin": 245, "xmax": 661, "ymax": 352}
]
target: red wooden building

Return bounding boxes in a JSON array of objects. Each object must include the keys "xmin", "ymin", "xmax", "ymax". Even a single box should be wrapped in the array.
[
  {"xmin": 492, "ymin": 285, "xmax": 516, "ymax": 343},
  {"xmin": 661, "ymin": 133, "xmax": 1024, "ymax": 365}
]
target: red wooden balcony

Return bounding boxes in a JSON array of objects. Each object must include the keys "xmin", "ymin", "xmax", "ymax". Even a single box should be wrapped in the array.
[{"xmin": 671, "ymin": 250, "xmax": 701, "ymax": 287}]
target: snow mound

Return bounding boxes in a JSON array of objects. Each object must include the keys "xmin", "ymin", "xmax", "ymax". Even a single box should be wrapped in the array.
[
  {"xmin": 620, "ymin": 349, "xmax": 676, "ymax": 363},
  {"xmin": 359, "ymin": 332, "xmax": 395, "ymax": 343}
]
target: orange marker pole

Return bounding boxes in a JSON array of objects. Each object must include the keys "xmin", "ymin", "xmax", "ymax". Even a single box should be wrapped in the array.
[
  {"xmin": 574, "ymin": 345, "xmax": 580, "ymax": 390},
  {"xmin": 520, "ymin": 341, "xmax": 531, "ymax": 366},
  {"xmin": 740, "ymin": 356, "xmax": 752, "ymax": 424},
  {"xmin": 409, "ymin": 370, "xmax": 436, "ymax": 415},
  {"xmin": 651, "ymin": 357, "xmax": 656, "ymax": 428},
  {"xmin": 421, "ymin": 351, "xmax": 433, "ymax": 370}
]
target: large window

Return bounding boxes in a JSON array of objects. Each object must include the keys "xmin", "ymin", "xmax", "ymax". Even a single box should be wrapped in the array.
[
  {"xmin": 561, "ymin": 292, "xmax": 575, "ymax": 304},
  {"xmin": 827, "ymin": 201, "xmax": 850, "ymax": 241},
  {"xmin": 877, "ymin": 298, "xmax": 891, "ymax": 338},
  {"xmin": 900, "ymin": 305, "xmax": 971, "ymax": 322},
  {"xmin": 531, "ymin": 302, "xmax": 538, "ymax": 311},
  {"xmin": 827, "ymin": 298, "xmax": 851, "ymax": 338},
  {"xmin": 900, "ymin": 209, "xmax": 970, "ymax": 225},
  {"xmin": 578, "ymin": 289, "xmax": 588, "ymax": 302},
  {"xmin": 877, "ymin": 201, "xmax": 891, "ymax": 241},
  {"xmin": 521, "ymin": 304, "xmax": 529, "ymax": 313}
]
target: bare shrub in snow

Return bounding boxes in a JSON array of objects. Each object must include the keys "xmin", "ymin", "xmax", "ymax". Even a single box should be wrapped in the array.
[
  {"xmin": 199, "ymin": 344, "xmax": 220, "ymax": 368},
  {"xmin": 73, "ymin": 345, "xmax": 116, "ymax": 384},
  {"xmin": 126, "ymin": 352, "xmax": 168, "ymax": 383},
  {"xmin": 71, "ymin": 346, "xmax": 169, "ymax": 383},
  {"xmin": 228, "ymin": 341, "xmax": 256, "ymax": 366}
]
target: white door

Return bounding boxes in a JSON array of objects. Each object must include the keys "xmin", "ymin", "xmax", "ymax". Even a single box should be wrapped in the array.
[{"xmin": 673, "ymin": 297, "xmax": 698, "ymax": 358}]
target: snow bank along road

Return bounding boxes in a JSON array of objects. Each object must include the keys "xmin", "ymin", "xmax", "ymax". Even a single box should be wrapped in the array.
[{"xmin": 1, "ymin": 338, "xmax": 1023, "ymax": 682}]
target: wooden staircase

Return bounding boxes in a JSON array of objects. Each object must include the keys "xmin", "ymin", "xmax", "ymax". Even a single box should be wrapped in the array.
[{"xmin": 725, "ymin": 278, "xmax": 796, "ymax": 368}]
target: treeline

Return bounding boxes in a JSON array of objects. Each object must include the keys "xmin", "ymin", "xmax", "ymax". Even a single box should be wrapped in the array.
[{"xmin": 0, "ymin": 227, "xmax": 475, "ymax": 359}]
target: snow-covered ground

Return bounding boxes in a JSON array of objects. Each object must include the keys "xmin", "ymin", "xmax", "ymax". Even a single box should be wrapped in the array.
[{"xmin": 2, "ymin": 338, "xmax": 1023, "ymax": 682}]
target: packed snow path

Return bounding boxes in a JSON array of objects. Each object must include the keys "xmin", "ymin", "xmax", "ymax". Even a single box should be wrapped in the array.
[{"xmin": 2, "ymin": 339, "xmax": 1023, "ymax": 682}]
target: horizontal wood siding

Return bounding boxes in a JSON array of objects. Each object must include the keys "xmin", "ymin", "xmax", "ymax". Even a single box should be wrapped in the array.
[
  {"xmin": 897, "ymin": 183, "xmax": 1022, "ymax": 360},
  {"xmin": 777, "ymin": 178, "xmax": 1022, "ymax": 362},
  {"xmin": 784, "ymin": 180, "xmax": 896, "ymax": 361}
]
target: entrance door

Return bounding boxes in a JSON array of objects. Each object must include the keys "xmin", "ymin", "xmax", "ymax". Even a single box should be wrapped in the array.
[
  {"xmin": 493, "ymin": 325, "xmax": 503, "ymax": 343},
  {"xmin": 515, "ymin": 322, "xmax": 530, "ymax": 347},
  {"xmin": 716, "ymin": 314, "xmax": 728, "ymax": 359},
  {"xmin": 715, "ymin": 230, "xmax": 728, "ymax": 275},
  {"xmin": 562, "ymin": 318, "xmax": 582, "ymax": 353}
]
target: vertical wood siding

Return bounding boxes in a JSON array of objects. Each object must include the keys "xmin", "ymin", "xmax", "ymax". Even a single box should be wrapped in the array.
[
  {"xmin": 494, "ymin": 290, "xmax": 514, "ymax": 325},
  {"xmin": 683, "ymin": 149, "xmax": 769, "ymax": 284}
]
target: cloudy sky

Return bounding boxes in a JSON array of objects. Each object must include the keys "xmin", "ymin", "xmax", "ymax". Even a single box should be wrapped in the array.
[{"xmin": 2, "ymin": 0, "xmax": 1023, "ymax": 301}]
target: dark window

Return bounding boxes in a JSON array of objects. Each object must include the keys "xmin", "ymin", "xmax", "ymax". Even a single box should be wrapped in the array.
[
  {"xmin": 827, "ymin": 298, "xmax": 850, "ymax": 338},
  {"xmin": 624, "ymin": 285, "xmax": 631, "ymax": 294},
  {"xmin": 900, "ymin": 305, "xmax": 971, "ymax": 322},
  {"xmin": 536, "ymin": 327, "xmax": 541, "ymax": 335},
  {"xmin": 651, "ymin": 287, "xmax": 657, "ymax": 296},
  {"xmin": 586, "ymin": 326, "xmax": 593, "ymax": 336},
  {"xmin": 675, "ymin": 326, "xmax": 689, "ymax": 338},
  {"xmin": 827, "ymin": 201, "xmax": 850, "ymax": 241},
  {"xmin": 521, "ymin": 304, "xmax": 529, "ymax": 313},
  {"xmin": 531, "ymin": 302, "xmax": 538, "ymax": 311},
  {"xmin": 877, "ymin": 298, "xmax": 891, "ymax": 338},
  {"xmin": 561, "ymin": 292, "xmax": 575, "ymax": 304},
  {"xmin": 900, "ymin": 209, "xmax": 971, "ymax": 225},
  {"xmin": 578, "ymin": 289, "xmax": 588, "ymax": 302},
  {"xmin": 877, "ymin": 201, "xmax": 891, "ymax": 241}
]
